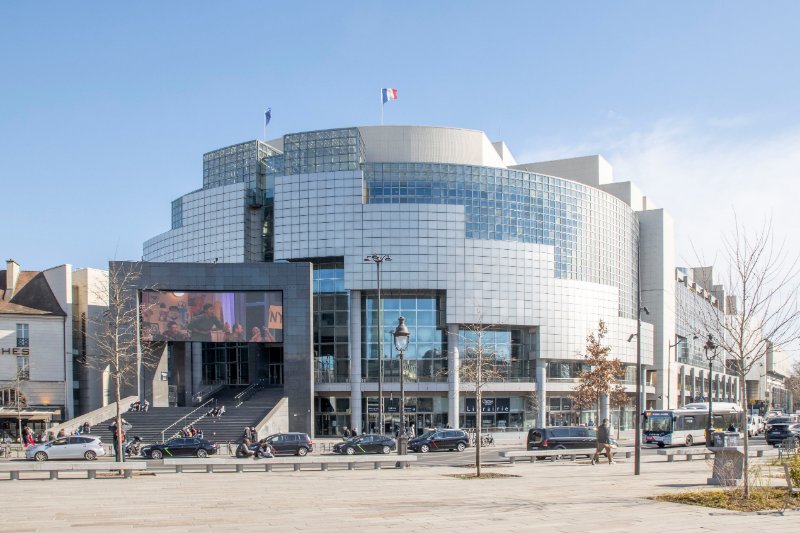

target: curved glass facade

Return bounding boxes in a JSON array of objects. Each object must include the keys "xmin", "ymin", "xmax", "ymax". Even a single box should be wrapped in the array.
[{"xmin": 364, "ymin": 162, "xmax": 639, "ymax": 318}]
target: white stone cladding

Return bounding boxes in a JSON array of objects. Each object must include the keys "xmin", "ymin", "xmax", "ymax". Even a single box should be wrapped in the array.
[{"xmin": 273, "ymin": 170, "xmax": 654, "ymax": 366}]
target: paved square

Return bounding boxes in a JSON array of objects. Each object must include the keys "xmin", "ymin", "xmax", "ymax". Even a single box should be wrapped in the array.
[{"xmin": 1, "ymin": 458, "xmax": 797, "ymax": 532}]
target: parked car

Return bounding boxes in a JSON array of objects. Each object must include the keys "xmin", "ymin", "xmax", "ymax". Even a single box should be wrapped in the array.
[
  {"xmin": 408, "ymin": 429, "xmax": 470, "ymax": 453},
  {"xmin": 333, "ymin": 435, "xmax": 396, "ymax": 455},
  {"xmin": 25, "ymin": 436, "xmax": 106, "ymax": 461},
  {"xmin": 765, "ymin": 417, "xmax": 794, "ymax": 432},
  {"xmin": 765, "ymin": 422, "xmax": 800, "ymax": 446},
  {"xmin": 141, "ymin": 437, "xmax": 219, "ymax": 459},
  {"xmin": 264, "ymin": 433, "xmax": 314, "ymax": 456},
  {"xmin": 527, "ymin": 426, "xmax": 598, "ymax": 457}
]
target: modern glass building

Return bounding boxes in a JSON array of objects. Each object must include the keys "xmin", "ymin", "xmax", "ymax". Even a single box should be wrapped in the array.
[{"xmin": 144, "ymin": 125, "xmax": 748, "ymax": 435}]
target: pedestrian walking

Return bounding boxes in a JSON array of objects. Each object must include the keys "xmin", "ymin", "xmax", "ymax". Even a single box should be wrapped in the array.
[{"xmin": 591, "ymin": 419, "xmax": 614, "ymax": 465}]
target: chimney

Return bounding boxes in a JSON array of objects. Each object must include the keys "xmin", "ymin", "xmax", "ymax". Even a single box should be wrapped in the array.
[{"xmin": 4, "ymin": 259, "xmax": 20, "ymax": 301}]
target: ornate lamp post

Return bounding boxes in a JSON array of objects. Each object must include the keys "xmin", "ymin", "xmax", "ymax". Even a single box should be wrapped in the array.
[
  {"xmin": 703, "ymin": 334, "xmax": 718, "ymax": 444},
  {"xmin": 364, "ymin": 253, "xmax": 391, "ymax": 434},
  {"xmin": 393, "ymin": 316, "xmax": 410, "ymax": 455}
]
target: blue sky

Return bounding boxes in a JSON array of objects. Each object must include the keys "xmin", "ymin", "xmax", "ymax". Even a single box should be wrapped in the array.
[{"xmin": 2, "ymin": 1, "xmax": 799, "ymax": 279}]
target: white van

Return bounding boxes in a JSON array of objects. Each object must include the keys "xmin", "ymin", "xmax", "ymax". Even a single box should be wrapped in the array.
[{"xmin": 746, "ymin": 414, "xmax": 764, "ymax": 436}]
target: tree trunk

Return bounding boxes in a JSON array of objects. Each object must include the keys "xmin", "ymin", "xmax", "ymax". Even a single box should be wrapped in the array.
[
  {"xmin": 475, "ymin": 387, "xmax": 481, "ymax": 478},
  {"xmin": 115, "ymin": 375, "xmax": 123, "ymax": 464},
  {"xmin": 740, "ymin": 376, "xmax": 749, "ymax": 498}
]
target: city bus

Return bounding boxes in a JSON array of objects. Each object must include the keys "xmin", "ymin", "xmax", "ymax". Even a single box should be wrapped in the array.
[{"xmin": 643, "ymin": 402, "xmax": 742, "ymax": 447}]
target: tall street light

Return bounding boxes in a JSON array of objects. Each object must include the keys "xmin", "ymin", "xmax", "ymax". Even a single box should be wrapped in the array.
[
  {"xmin": 668, "ymin": 334, "xmax": 697, "ymax": 408},
  {"xmin": 703, "ymin": 334, "xmax": 718, "ymax": 444},
  {"xmin": 633, "ymin": 304, "xmax": 649, "ymax": 476},
  {"xmin": 365, "ymin": 253, "xmax": 391, "ymax": 434},
  {"xmin": 393, "ymin": 316, "xmax": 410, "ymax": 455}
]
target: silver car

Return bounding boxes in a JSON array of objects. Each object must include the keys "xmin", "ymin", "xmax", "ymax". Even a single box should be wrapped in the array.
[{"xmin": 25, "ymin": 436, "xmax": 106, "ymax": 461}]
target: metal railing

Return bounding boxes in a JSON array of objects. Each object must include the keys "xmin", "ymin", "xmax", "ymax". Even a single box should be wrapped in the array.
[
  {"xmin": 192, "ymin": 382, "xmax": 225, "ymax": 405},
  {"xmin": 234, "ymin": 379, "xmax": 265, "ymax": 407},
  {"xmin": 161, "ymin": 398, "xmax": 215, "ymax": 442}
]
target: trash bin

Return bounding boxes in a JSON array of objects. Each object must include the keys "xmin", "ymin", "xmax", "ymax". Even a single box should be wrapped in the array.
[
  {"xmin": 723, "ymin": 432, "xmax": 740, "ymax": 447},
  {"xmin": 712, "ymin": 431, "xmax": 725, "ymax": 447}
]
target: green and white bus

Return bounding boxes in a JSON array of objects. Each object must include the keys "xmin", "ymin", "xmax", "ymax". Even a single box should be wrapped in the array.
[{"xmin": 643, "ymin": 402, "xmax": 742, "ymax": 447}]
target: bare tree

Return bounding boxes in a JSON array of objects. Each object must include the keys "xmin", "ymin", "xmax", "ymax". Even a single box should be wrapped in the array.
[
  {"xmin": 1, "ymin": 365, "xmax": 29, "ymax": 443},
  {"xmin": 695, "ymin": 217, "xmax": 800, "ymax": 498},
  {"xmin": 87, "ymin": 263, "xmax": 155, "ymax": 463},
  {"xmin": 571, "ymin": 320, "xmax": 626, "ymax": 425},
  {"xmin": 445, "ymin": 321, "xmax": 504, "ymax": 478}
]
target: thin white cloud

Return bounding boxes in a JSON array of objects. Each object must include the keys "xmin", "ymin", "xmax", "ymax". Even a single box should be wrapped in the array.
[
  {"xmin": 519, "ymin": 118, "xmax": 800, "ymax": 361},
  {"xmin": 519, "ymin": 117, "xmax": 800, "ymax": 268}
]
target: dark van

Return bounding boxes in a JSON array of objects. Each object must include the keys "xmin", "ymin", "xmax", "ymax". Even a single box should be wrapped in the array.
[{"xmin": 527, "ymin": 426, "xmax": 597, "ymax": 455}]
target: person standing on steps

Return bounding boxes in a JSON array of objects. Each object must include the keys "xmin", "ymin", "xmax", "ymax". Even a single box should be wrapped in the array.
[{"xmin": 591, "ymin": 419, "xmax": 614, "ymax": 465}]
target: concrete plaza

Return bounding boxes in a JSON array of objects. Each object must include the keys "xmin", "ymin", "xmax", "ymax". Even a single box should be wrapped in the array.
[{"xmin": 1, "ymin": 455, "xmax": 797, "ymax": 532}]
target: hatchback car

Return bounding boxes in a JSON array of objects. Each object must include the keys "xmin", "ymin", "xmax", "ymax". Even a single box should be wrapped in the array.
[
  {"xmin": 765, "ymin": 422, "xmax": 800, "ymax": 446},
  {"xmin": 141, "ymin": 437, "xmax": 219, "ymax": 459},
  {"xmin": 264, "ymin": 432, "xmax": 314, "ymax": 456},
  {"xmin": 408, "ymin": 429, "xmax": 470, "ymax": 453},
  {"xmin": 26, "ymin": 436, "xmax": 106, "ymax": 461},
  {"xmin": 333, "ymin": 435, "xmax": 396, "ymax": 455},
  {"xmin": 527, "ymin": 426, "xmax": 598, "ymax": 456}
]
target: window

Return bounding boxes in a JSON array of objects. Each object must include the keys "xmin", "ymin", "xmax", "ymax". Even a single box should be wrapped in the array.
[
  {"xmin": 17, "ymin": 356, "xmax": 29, "ymax": 380},
  {"xmin": 16, "ymin": 324, "xmax": 29, "ymax": 347}
]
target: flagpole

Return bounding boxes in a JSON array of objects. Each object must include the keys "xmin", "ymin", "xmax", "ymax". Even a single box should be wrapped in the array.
[
  {"xmin": 380, "ymin": 89, "xmax": 384, "ymax": 126},
  {"xmin": 263, "ymin": 110, "xmax": 267, "ymax": 141}
]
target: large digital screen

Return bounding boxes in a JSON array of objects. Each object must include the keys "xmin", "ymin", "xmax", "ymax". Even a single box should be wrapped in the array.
[{"xmin": 140, "ymin": 291, "xmax": 283, "ymax": 343}]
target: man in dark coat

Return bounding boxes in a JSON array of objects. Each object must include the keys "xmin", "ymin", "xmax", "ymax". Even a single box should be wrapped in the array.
[{"xmin": 591, "ymin": 418, "xmax": 614, "ymax": 465}]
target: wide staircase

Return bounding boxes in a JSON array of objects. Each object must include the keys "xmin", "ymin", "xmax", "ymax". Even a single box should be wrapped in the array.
[{"xmin": 91, "ymin": 386, "xmax": 284, "ymax": 447}]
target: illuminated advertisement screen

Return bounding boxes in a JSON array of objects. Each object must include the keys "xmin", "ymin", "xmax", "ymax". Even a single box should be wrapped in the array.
[{"xmin": 140, "ymin": 291, "xmax": 283, "ymax": 343}]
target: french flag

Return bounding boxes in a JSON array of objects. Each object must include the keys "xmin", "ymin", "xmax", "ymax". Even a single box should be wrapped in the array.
[{"xmin": 382, "ymin": 88, "xmax": 398, "ymax": 104}]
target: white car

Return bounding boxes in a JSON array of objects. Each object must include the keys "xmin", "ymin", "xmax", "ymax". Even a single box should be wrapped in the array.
[{"xmin": 25, "ymin": 435, "xmax": 106, "ymax": 461}]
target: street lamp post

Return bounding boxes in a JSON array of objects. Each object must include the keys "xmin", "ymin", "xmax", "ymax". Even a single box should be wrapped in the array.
[
  {"xmin": 634, "ymin": 304, "xmax": 649, "ymax": 476},
  {"xmin": 393, "ymin": 316, "xmax": 410, "ymax": 455},
  {"xmin": 703, "ymin": 334, "xmax": 717, "ymax": 444},
  {"xmin": 668, "ymin": 335, "xmax": 697, "ymax": 408},
  {"xmin": 365, "ymin": 253, "xmax": 391, "ymax": 435}
]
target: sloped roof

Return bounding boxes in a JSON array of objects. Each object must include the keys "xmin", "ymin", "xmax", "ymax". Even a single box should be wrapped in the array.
[{"xmin": 0, "ymin": 270, "xmax": 66, "ymax": 316}]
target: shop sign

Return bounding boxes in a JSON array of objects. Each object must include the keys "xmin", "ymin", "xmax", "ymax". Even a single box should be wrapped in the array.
[{"xmin": 1, "ymin": 347, "xmax": 30, "ymax": 356}]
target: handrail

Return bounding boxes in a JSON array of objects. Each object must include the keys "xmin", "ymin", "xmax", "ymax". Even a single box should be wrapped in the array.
[
  {"xmin": 161, "ymin": 398, "xmax": 215, "ymax": 442},
  {"xmin": 234, "ymin": 379, "xmax": 265, "ymax": 406},
  {"xmin": 192, "ymin": 382, "xmax": 225, "ymax": 405},
  {"xmin": 164, "ymin": 411, "xmax": 210, "ymax": 442}
]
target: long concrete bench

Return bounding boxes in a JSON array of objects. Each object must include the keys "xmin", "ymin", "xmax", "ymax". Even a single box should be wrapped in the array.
[
  {"xmin": 0, "ymin": 461, "xmax": 147, "ymax": 480},
  {"xmin": 163, "ymin": 454, "xmax": 418, "ymax": 473},
  {"xmin": 656, "ymin": 446, "xmax": 770, "ymax": 462},
  {"xmin": 500, "ymin": 447, "xmax": 634, "ymax": 464}
]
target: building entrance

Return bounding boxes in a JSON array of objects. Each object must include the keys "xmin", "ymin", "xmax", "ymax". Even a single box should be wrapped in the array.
[{"xmin": 201, "ymin": 343, "xmax": 249, "ymax": 385}]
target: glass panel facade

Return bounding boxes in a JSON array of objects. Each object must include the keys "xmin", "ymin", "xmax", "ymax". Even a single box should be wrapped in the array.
[
  {"xmin": 313, "ymin": 261, "xmax": 349, "ymax": 383},
  {"xmin": 201, "ymin": 343, "xmax": 249, "ymax": 385},
  {"xmin": 202, "ymin": 140, "xmax": 279, "ymax": 189},
  {"xmin": 364, "ymin": 162, "xmax": 639, "ymax": 318},
  {"xmin": 459, "ymin": 329, "xmax": 531, "ymax": 381},
  {"xmin": 171, "ymin": 198, "xmax": 183, "ymax": 229},
  {"xmin": 362, "ymin": 293, "xmax": 446, "ymax": 383},
  {"xmin": 283, "ymin": 128, "xmax": 366, "ymax": 175}
]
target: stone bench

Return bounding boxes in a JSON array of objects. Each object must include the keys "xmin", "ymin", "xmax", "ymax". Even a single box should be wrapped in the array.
[
  {"xmin": 163, "ymin": 454, "xmax": 418, "ymax": 473},
  {"xmin": 0, "ymin": 461, "xmax": 147, "ymax": 480},
  {"xmin": 500, "ymin": 447, "xmax": 634, "ymax": 464},
  {"xmin": 657, "ymin": 447, "xmax": 769, "ymax": 462},
  {"xmin": 656, "ymin": 449, "xmax": 713, "ymax": 462}
]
